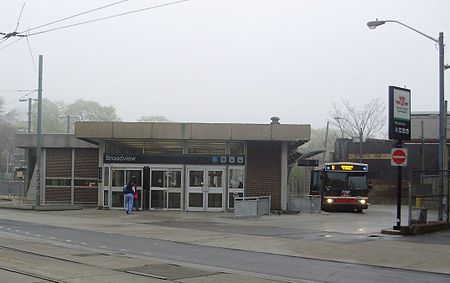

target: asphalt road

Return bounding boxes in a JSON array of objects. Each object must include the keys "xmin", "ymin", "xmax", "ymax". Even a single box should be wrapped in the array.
[{"xmin": 1, "ymin": 218, "xmax": 449, "ymax": 283}]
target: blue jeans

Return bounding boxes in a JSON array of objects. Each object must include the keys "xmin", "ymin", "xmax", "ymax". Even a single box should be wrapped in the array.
[{"xmin": 125, "ymin": 193, "xmax": 134, "ymax": 214}]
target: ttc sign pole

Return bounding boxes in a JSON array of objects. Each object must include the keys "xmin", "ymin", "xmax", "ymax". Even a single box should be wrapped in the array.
[{"xmin": 389, "ymin": 86, "xmax": 411, "ymax": 230}]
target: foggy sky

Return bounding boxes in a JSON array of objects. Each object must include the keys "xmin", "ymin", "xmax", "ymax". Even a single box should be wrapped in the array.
[{"xmin": 1, "ymin": 0, "xmax": 449, "ymax": 129}]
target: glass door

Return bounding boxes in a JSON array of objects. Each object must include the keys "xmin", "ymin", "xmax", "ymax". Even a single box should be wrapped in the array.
[
  {"xmin": 150, "ymin": 168, "xmax": 182, "ymax": 210},
  {"xmin": 109, "ymin": 167, "xmax": 142, "ymax": 209},
  {"xmin": 186, "ymin": 166, "xmax": 225, "ymax": 211}
]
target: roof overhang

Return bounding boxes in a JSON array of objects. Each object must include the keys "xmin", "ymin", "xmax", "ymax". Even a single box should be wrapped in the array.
[{"xmin": 75, "ymin": 122, "xmax": 311, "ymax": 145}]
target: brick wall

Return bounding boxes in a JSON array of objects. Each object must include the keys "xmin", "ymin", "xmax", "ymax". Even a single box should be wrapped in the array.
[
  {"xmin": 246, "ymin": 141, "xmax": 282, "ymax": 210},
  {"xmin": 44, "ymin": 148, "xmax": 99, "ymax": 205},
  {"xmin": 74, "ymin": 148, "xmax": 99, "ymax": 178},
  {"xmin": 46, "ymin": 149, "xmax": 72, "ymax": 178},
  {"xmin": 45, "ymin": 187, "xmax": 71, "ymax": 203}
]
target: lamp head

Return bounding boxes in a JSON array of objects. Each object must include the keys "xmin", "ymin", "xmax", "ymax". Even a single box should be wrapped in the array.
[{"xmin": 367, "ymin": 20, "xmax": 386, "ymax": 29}]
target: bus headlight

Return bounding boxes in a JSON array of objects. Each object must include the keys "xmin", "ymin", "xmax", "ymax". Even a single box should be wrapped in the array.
[
  {"xmin": 326, "ymin": 198, "xmax": 334, "ymax": 204},
  {"xmin": 359, "ymin": 199, "xmax": 366, "ymax": 205}
]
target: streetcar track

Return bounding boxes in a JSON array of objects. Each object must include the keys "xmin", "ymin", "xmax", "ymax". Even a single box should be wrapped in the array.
[
  {"xmin": 0, "ymin": 266, "xmax": 61, "ymax": 283},
  {"xmin": 0, "ymin": 244, "xmax": 147, "ymax": 282}
]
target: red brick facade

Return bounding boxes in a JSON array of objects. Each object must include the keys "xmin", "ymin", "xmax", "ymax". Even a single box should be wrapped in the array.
[
  {"xmin": 245, "ymin": 141, "xmax": 282, "ymax": 210},
  {"xmin": 44, "ymin": 148, "xmax": 99, "ymax": 205}
]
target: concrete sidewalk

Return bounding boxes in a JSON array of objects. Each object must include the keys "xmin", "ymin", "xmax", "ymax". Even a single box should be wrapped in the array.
[{"xmin": 0, "ymin": 205, "xmax": 450, "ymax": 276}]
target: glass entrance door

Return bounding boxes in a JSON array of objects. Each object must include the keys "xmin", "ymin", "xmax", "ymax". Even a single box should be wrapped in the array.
[
  {"xmin": 150, "ymin": 168, "xmax": 182, "ymax": 210},
  {"xmin": 186, "ymin": 167, "xmax": 225, "ymax": 211}
]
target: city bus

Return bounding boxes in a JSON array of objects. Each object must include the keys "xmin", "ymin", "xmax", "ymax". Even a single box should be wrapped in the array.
[{"xmin": 310, "ymin": 162, "xmax": 370, "ymax": 212}]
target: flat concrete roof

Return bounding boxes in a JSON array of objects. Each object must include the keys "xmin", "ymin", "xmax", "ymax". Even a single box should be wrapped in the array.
[
  {"xmin": 75, "ymin": 121, "xmax": 311, "ymax": 143},
  {"xmin": 15, "ymin": 133, "xmax": 98, "ymax": 149}
]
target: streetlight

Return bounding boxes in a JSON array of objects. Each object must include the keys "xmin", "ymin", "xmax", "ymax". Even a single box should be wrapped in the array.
[
  {"xmin": 367, "ymin": 19, "xmax": 450, "ymax": 221},
  {"xmin": 19, "ymin": 97, "xmax": 38, "ymax": 133},
  {"xmin": 59, "ymin": 115, "xmax": 79, "ymax": 134}
]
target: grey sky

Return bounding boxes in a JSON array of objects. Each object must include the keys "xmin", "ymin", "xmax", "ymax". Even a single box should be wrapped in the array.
[{"xmin": 1, "ymin": 0, "xmax": 449, "ymax": 128}]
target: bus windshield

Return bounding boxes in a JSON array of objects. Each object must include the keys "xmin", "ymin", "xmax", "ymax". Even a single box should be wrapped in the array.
[{"xmin": 325, "ymin": 172, "xmax": 367, "ymax": 190}]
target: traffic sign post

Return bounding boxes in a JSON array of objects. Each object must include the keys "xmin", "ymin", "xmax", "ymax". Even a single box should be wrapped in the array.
[
  {"xmin": 388, "ymin": 86, "xmax": 412, "ymax": 231},
  {"xmin": 392, "ymin": 142, "xmax": 407, "ymax": 230}
]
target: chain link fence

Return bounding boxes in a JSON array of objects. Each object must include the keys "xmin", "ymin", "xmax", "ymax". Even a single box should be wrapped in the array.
[{"xmin": 409, "ymin": 170, "xmax": 449, "ymax": 224}]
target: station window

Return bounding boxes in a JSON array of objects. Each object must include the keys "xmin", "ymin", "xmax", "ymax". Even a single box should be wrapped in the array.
[
  {"xmin": 229, "ymin": 168, "xmax": 244, "ymax": 188},
  {"xmin": 74, "ymin": 179, "xmax": 98, "ymax": 187},
  {"xmin": 229, "ymin": 142, "xmax": 245, "ymax": 155},
  {"xmin": 187, "ymin": 142, "xmax": 226, "ymax": 155},
  {"xmin": 45, "ymin": 178, "xmax": 71, "ymax": 186}
]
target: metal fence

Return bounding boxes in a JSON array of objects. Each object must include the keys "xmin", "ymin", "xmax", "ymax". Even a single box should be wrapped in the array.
[
  {"xmin": 0, "ymin": 180, "xmax": 25, "ymax": 197},
  {"xmin": 409, "ymin": 170, "xmax": 449, "ymax": 224}
]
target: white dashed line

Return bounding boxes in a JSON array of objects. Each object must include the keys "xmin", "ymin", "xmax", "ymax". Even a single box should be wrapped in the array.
[
  {"xmin": 65, "ymin": 240, "xmax": 72, "ymax": 243},
  {"xmin": 36, "ymin": 234, "xmax": 42, "ymax": 237},
  {"xmin": 15, "ymin": 230, "xmax": 20, "ymax": 232},
  {"xmin": 99, "ymin": 245, "xmax": 107, "ymax": 249},
  {"xmin": 6, "ymin": 228, "xmax": 11, "ymax": 231},
  {"xmin": 80, "ymin": 242, "xmax": 87, "ymax": 245},
  {"xmin": 25, "ymin": 232, "xmax": 30, "ymax": 235},
  {"xmin": 120, "ymin": 249, "xmax": 127, "ymax": 252},
  {"xmin": 50, "ymin": 237, "xmax": 56, "ymax": 240}
]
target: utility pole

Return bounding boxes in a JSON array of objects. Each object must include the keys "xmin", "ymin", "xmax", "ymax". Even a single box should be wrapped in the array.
[
  {"xmin": 323, "ymin": 121, "xmax": 330, "ymax": 163},
  {"xmin": 36, "ymin": 55, "xmax": 43, "ymax": 207}
]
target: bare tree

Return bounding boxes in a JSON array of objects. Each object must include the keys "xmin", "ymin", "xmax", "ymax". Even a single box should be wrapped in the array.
[{"xmin": 331, "ymin": 98, "xmax": 385, "ymax": 140}]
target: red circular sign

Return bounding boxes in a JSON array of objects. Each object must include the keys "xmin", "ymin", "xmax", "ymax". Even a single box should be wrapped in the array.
[{"xmin": 392, "ymin": 149, "xmax": 406, "ymax": 165}]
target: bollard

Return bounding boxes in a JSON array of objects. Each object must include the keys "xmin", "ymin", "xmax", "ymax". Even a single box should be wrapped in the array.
[{"xmin": 416, "ymin": 197, "xmax": 422, "ymax": 208}]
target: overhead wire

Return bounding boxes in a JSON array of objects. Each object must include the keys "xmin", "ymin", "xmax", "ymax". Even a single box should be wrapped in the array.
[
  {"xmin": 18, "ymin": 0, "xmax": 130, "ymax": 34},
  {"xmin": 26, "ymin": 0, "xmax": 189, "ymax": 37},
  {"xmin": 3, "ymin": 89, "xmax": 37, "ymax": 106},
  {"xmin": 25, "ymin": 33, "xmax": 37, "ymax": 73},
  {"xmin": 0, "ymin": 37, "xmax": 24, "ymax": 51},
  {"xmin": 14, "ymin": 2, "xmax": 26, "ymax": 32}
]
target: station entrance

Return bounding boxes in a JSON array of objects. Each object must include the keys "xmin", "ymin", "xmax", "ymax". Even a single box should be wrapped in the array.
[
  {"xmin": 186, "ymin": 166, "xmax": 226, "ymax": 211},
  {"xmin": 101, "ymin": 153, "xmax": 245, "ymax": 212}
]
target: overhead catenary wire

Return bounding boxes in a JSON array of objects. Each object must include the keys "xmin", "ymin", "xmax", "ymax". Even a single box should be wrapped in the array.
[
  {"xmin": 0, "ymin": 37, "xmax": 24, "ymax": 51},
  {"xmin": 25, "ymin": 34, "xmax": 37, "ymax": 73},
  {"xmin": 26, "ymin": 0, "xmax": 189, "ymax": 37},
  {"xmin": 14, "ymin": 3, "xmax": 26, "ymax": 32},
  {"xmin": 4, "ymin": 89, "xmax": 38, "ymax": 106},
  {"xmin": 18, "ymin": 0, "xmax": 130, "ymax": 34}
]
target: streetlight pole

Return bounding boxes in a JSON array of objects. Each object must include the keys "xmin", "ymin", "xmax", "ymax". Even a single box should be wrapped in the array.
[
  {"xmin": 359, "ymin": 128, "xmax": 363, "ymax": 163},
  {"xmin": 19, "ymin": 97, "xmax": 38, "ymax": 133},
  {"xmin": 36, "ymin": 55, "xmax": 43, "ymax": 207},
  {"xmin": 367, "ymin": 19, "xmax": 449, "ymax": 221}
]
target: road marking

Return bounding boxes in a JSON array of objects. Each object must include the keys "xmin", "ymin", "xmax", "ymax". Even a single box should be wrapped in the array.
[
  {"xmin": 99, "ymin": 245, "xmax": 107, "ymax": 249},
  {"xmin": 6, "ymin": 228, "xmax": 11, "ymax": 230},
  {"xmin": 0, "ymin": 226, "xmax": 3, "ymax": 229},
  {"xmin": 15, "ymin": 230, "xmax": 20, "ymax": 232},
  {"xmin": 36, "ymin": 234, "xmax": 42, "ymax": 237},
  {"xmin": 143, "ymin": 252, "xmax": 151, "ymax": 255},
  {"xmin": 50, "ymin": 237, "xmax": 56, "ymax": 240},
  {"xmin": 25, "ymin": 232, "xmax": 30, "ymax": 235},
  {"xmin": 65, "ymin": 240, "xmax": 72, "ymax": 242},
  {"xmin": 120, "ymin": 249, "xmax": 127, "ymax": 252},
  {"xmin": 80, "ymin": 242, "xmax": 87, "ymax": 245}
]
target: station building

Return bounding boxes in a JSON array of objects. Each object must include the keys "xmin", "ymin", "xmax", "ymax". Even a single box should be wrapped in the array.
[{"xmin": 16, "ymin": 120, "xmax": 310, "ymax": 212}]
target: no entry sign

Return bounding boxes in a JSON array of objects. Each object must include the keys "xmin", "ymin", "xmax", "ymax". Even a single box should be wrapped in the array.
[{"xmin": 391, "ymin": 148, "xmax": 407, "ymax": 166}]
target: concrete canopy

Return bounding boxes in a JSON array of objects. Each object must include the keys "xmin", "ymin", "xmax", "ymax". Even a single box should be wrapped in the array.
[{"xmin": 75, "ymin": 122, "xmax": 311, "ymax": 146}]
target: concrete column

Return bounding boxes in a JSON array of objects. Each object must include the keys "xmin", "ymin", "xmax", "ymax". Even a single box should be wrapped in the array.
[
  {"xmin": 98, "ymin": 140, "xmax": 105, "ymax": 208},
  {"xmin": 281, "ymin": 142, "xmax": 288, "ymax": 211}
]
